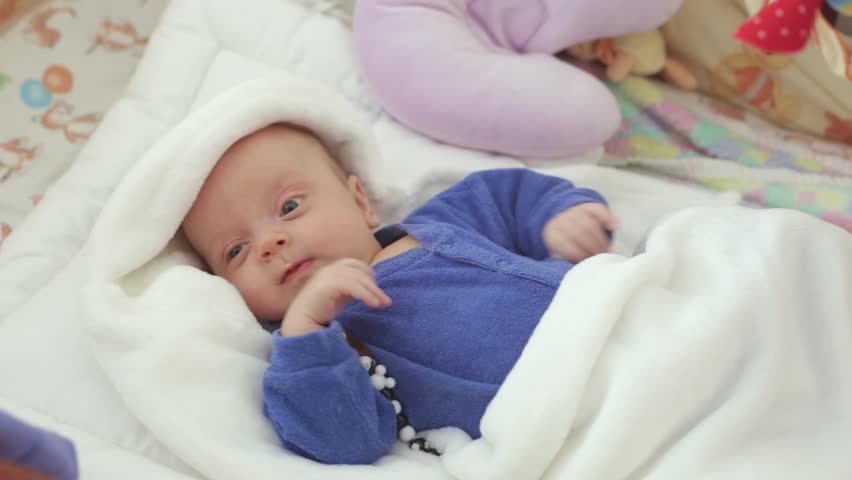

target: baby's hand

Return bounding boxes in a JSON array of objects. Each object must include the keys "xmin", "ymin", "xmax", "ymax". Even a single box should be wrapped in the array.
[
  {"xmin": 281, "ymin": 258, "xmax": 392, "ymax": 337},
  {"xmin": 543, "ymin": 203, "xmax": 618, "ymax": 264}
]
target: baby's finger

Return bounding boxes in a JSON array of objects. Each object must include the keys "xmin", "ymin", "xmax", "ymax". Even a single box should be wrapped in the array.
[
  {"xmin": 365, "ymin": 279, "xmax": 392, "ymax": 307},
  {"xmin": 345, "ymin": 281, "xmax": 385, "ymax": 308},
  {"xmin": 582, "ymin": 222, "xmax": 611, "ymax": 254},
  {"xmin": 354, "ymin": 276, "xmax": 392, "ymax": 308},
  {"xmin": 550, "ymin": 213, "xmax": 594, "ymax": 239},
  {"xmin": 561, "ymin": 214, "xmax": 602, "ymax": 246},
  {"xmin": 607, "ymin": 212, "xmax": 619, "ymax": 231},
  {"xmin": 337, "ymin": 261, "xmax": 385, "ymax": 298},
  {"xmin": 548, "ymin": 226, "xmax": 588, "ymax": 260},
  {"xmin": 565, "ymin": 241, "xmax": 592, "ymax": 263},
  {"xmin": 339, "ymin": 258, "xmax": 376, "ymax": 277},
  {"xmin": 569, "ymin": 233, "xmax": 601, "ymax": 260},
  {"xmin": 584, "ymin": 204, "xmax": 618, "ymax": 231}
]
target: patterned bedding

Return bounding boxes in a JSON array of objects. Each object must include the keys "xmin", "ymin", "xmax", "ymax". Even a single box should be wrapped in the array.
[
  {"xmin": 0, "ymin": 0, "xmax": 168, "ymax": 245},
  {"xmin": 603, "ymin": 75, "xmax": 852, "ymax": 231}
]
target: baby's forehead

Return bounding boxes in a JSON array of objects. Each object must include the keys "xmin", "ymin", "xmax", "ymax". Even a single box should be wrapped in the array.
[
  {"xmin": 225, "ymin": 124, "xmax": 340, "ymax": 167},
  {"xmin": 234, "ymin": 123, "xmax": 319, "ymax": 152},
  {"xmin": 202, "ymin": 130, "xmax": 338, "ymax": 203}
]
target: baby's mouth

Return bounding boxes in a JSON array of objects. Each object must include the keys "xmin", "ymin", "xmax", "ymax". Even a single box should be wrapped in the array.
[{"xmin": 280, "ymin": 259, "xmax": 314, "ymax": 284}]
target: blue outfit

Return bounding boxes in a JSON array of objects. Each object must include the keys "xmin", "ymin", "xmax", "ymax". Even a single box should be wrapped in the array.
[
  {"xmin": 263, "ymin": 169, "xmax": 606, "ymax": 464},
  {"xmin": 0, "ymin": 409, "xmax": 78, "ymax": 480}
]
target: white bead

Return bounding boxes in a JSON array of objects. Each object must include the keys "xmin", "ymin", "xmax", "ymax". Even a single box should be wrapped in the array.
[
  {"xmin": 370, "ymin": 374, "xmax": 386, "ymax": 390},
  {"xmin": 359, "ymin": 356, "xmax": 372, "ymax": 370},
  {"xmin": 392, "ymin": 400, "xmax": 402, "ymax": 414},
  {"xmin": 411, "ymin": 442, "xmax": 421, "ymax": 451},
  {"xmin": 399, "ymin": 426, "xmax": 416, "ymax": 442},
  {"xmin": 375, "ymin": 365, "xmax": 387, "ymax": 376},
  {"xmin": 385, "ymin": 377, "xmax": 396, "ymax": 389}
]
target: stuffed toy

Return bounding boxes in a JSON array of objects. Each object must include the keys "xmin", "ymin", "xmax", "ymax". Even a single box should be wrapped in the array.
[
  {"xmin": 735, "ymin": 0, "xmax": 852, "ymax": 80},
  {"xmin": 352, "ymin": 0, "xmax": 685, "ymax": 158},
  {"xmin": 567, "ymin": 29, "xmax": 698, "ymax": 90}
]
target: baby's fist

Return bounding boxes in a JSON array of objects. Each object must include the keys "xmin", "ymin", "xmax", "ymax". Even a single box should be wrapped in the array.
[
  {"xmin": 281, "ymin": 258, "xmax": 391, "ymax": 337},
  {"xmin": 543, "ymin": 203, "xmax": 617, "ymax": 264}
]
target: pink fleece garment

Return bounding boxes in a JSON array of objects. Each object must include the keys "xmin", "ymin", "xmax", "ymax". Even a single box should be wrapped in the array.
[{"xmin": 353, "ymin": 0, "xmax": 683, "ymax": 158}]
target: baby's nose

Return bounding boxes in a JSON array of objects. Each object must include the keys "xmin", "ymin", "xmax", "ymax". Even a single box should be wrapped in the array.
[{"xmin": 260, "ymin": 236, "xmax": 287, "ymax": 260}]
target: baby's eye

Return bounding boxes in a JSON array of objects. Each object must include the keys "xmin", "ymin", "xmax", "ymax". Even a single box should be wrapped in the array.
[
  {"xmin": 281, "ymin": 197, "xmax": 303, "ymax": 216},
  {"xmin": 227, "ymin": 244, "xmax": 244, "ymax": 260}
]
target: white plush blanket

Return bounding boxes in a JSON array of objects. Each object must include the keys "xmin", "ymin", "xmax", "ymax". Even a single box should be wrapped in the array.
[
  {"xmin": 447, "ymin": 206, "xmax": 852, "ymax": 480},
  {"xmin": 2, "ymin": 0, "xmax": 849, "ymax": 479}
]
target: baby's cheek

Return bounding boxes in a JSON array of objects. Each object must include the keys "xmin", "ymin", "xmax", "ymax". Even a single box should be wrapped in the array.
[
  {"xmin": 326, "ymin": 216, "xmax": 376, "ymax": 254},
  {"xmin": 240, "ymin": 284, "xmax": 285, "ymax": 322}
]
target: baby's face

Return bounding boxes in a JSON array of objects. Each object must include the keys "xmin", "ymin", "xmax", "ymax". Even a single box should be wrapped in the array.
[{"xmin": 182, "ymin": 125, "xmax": 381, "ymax": 322}]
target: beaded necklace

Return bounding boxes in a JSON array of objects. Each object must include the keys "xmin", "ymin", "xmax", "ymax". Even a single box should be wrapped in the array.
[{"xmin": 359, "ymin": 355, "xmax": 440, "ymax": 456}]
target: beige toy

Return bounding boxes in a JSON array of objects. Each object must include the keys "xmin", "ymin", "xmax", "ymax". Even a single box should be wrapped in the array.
[{"xmin": 569, "ymin": 29, "xmax": 698, "ymax": 90}]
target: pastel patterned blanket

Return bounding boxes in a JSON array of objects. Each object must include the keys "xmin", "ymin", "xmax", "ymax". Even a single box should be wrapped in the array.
[{"xmin": 604, "ymin": 75, "xmax": 852, "ymax": 231}]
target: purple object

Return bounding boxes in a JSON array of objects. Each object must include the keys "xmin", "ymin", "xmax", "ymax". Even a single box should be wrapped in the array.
[
  {"xmin": 353, "ymin": 0, "xmax": 684, "ymax": 158},
  {"xmin": 0, "ymin": 410, "xmax": 78, "ymax": 480}
]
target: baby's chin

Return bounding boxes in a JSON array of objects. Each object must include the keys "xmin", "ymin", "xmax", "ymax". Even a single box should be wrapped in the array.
[{"xmin": 250, "ymin": 304, "xmax": 287, "ymax": 327}]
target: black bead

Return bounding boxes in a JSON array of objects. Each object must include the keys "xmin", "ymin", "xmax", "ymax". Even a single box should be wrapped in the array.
[
  {"xmin": 408, "ymin": 437, "xmax": 440, "ymax": 456},
  {"xmin": 423, "ymin": 445, "xmax": 440, "ymax": 455},
  {"xmin": 396, "ymin": 413, "xmax": 408, "ymax": 430}
]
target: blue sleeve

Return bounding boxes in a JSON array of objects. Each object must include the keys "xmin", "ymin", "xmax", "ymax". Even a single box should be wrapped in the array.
[
  {"xmin": 262, "ymin": 322, "xmax": 398, "ymax": 464},
  {"xmin": 403, "ymin": 168, "xmax": 607, "ymax": 259},
  {"xmin": 0, "ymin": 410, "xmax": 78, "ymax": 480}
]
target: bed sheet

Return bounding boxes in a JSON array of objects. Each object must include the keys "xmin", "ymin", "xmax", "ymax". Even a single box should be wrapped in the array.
[{"xmin": 0, "ymin": 0, "xmax": 169, "ymax": 246}]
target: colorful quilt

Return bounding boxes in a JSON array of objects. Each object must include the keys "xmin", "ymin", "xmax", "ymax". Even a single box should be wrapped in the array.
[{"xmin": 604, "ymin": 75, "xmax": 852, "ymax": 231}]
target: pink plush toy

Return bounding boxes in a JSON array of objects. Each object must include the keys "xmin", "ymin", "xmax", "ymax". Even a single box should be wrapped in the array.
[{"xmin": 353, "ymin": 0, "xmax": 684, "ymax": 158}]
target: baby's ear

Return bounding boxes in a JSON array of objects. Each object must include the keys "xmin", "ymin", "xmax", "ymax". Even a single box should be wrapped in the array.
[{"xmin": 347, "ymin": 175, "xmax": 380, "ymax": 228}]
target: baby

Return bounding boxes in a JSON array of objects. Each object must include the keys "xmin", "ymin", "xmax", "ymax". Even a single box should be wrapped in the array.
[{"xmin": 182, "ymin": 123, "xmax": 617, "ymax": 465}]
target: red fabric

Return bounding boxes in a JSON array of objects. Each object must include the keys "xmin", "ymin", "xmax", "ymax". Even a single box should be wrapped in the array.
[{"xmin": 734, "ymin": 0, "xmax": 824, "ymax": 53}]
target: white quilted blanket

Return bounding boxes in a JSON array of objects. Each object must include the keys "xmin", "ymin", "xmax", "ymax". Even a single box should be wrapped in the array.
[{"xmin": 5, "ymin": 1, "xmax": 848, "ymax": 479}]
